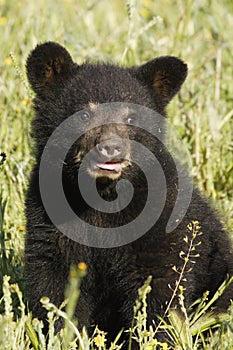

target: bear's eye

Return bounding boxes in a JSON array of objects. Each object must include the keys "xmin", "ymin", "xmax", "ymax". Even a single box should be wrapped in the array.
[
  {"xmin": 127, "ymin": 114, "xmax": 137, "ymax": 125},
  {"xmin": 80, "ymin": 111, "xmax": 91, "ymax": 122}
]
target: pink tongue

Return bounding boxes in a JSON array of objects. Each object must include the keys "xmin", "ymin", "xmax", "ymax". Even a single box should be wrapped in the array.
[{"xmin": 96, "ymin": 162, "xmax": 121, "ymax": 171}]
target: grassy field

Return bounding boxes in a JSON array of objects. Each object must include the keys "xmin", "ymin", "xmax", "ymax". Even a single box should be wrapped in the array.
[{"xmin": 0, "ymin": 0, "xmax": 233, "ymax": 348}]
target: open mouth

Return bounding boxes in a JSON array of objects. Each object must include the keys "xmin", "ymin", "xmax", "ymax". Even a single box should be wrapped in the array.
[
  {"xmin": 95, "ymin": 161, "xmax": 122, "ymax": 172},
  {"xmin": 88, "ymin": 159, "xmax": 130, "ymax": 178}
]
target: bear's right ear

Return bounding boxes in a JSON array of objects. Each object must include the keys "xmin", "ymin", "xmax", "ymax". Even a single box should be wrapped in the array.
[{"xmin": 26, "ymin": 42, "xmax": 76, "ymax": 96}]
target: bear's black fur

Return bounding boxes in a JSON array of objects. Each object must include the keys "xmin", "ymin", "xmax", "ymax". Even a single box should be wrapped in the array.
[{"xmin": 25, "ymin": 42, "xmax": 233, "ymax": 346}]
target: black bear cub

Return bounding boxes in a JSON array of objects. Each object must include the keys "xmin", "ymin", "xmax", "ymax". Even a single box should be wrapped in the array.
[{"xmin": 25, "ymin": 42, "xmax": 233, "ymax": 346}]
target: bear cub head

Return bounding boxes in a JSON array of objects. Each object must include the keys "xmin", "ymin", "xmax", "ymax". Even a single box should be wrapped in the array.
[{"xmin": 26, "ymin": 42, "xmax": 187, "ymax": 187}]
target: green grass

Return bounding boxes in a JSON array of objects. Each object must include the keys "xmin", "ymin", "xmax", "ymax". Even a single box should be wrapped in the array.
[{"xmin": 0, "ymin": 0, "xmax": 233, "ymax": 348}]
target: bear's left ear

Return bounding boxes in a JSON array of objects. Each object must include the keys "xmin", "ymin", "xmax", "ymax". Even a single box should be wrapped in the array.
[
  {"xmin": 131, "ymin": 56, "xmax": 188, "ymax": 107},
  {"xmin": 26, "ymin": 41, "xmax": 76, "ymax": 96}
]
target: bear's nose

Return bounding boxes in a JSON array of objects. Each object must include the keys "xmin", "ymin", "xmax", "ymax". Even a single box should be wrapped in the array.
[{"xmin": 96, "ymin": 139, "xmax": 123, "ymax": 159}]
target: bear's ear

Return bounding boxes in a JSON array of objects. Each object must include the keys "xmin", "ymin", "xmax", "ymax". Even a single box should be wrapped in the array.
[
  {"xmin": 131, "ymin": 56, "xmax": 188, "ymax": 107},
  {"xmin": 26, "ymin": 42, "xmax": 76, "ymax": 96}
]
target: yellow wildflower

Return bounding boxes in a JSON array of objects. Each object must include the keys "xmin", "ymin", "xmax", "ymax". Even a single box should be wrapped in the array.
[
  {"xmin": 0, "ymin": 16, "xmax": 7, "ymax": 25},
  {"xmin": 4, "ymin": 57, "xmax": 12, "ymax": 65},
  {"xmin": 22, "ymin": 98, "xmax": 30, "ymax": 106},
  {"xmin": 145, "ymin": 345, "xmax": 153, "ymax": 350},
  {"xmin": 78, "ymin": 261, "xmax": 87, "ymax": 271},
  {"xmin": 93, "ymin": 333, "xmax": 106, "ymax": 348}
]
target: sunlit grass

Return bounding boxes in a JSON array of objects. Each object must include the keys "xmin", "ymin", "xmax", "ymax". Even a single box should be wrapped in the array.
[{"xmin": 0, "ymin": 0, "xmax": 232, "ymax": 348}]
